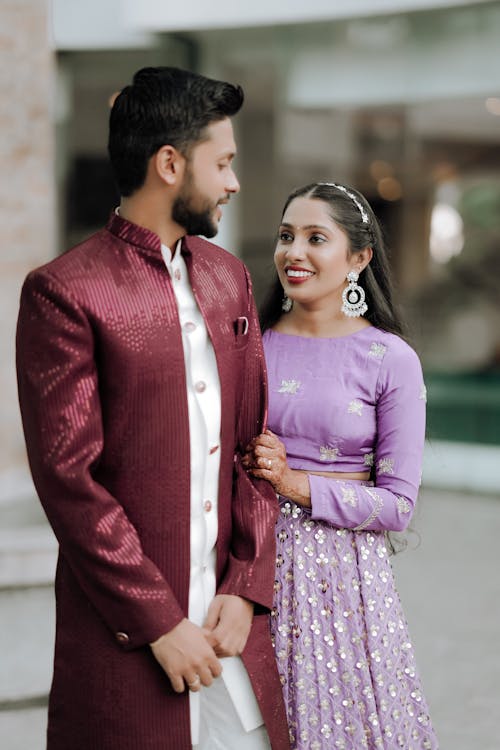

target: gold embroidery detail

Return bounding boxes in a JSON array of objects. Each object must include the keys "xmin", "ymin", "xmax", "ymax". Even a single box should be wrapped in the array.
[
  {"xmin": 353, "ymin": 488, "xmax": 384, "ymax": 531},
  {"xmin": 377, "ymin": 457, "xmax": 394, "ymax": 475},
  {"xmin": 278, "ymin": 379, "xmax": 301, "ymax": 394},
  {"xmin": 319, "ymin": 446, "xmax": 339, "ymax": 462},
  {"xmin": 369, "ymin": 342, "xmax": 387, "ymax": 359},
  {"xmin": 340, "ymin": 485, "xmax": 357, "ymax": 507},
  {"xmin": 348, "ymin": 399, "xmax": 363, "ymax": 416},
  {"xmin": 397, "ymin": 496, "xmax": 411, "ymax": 514}
]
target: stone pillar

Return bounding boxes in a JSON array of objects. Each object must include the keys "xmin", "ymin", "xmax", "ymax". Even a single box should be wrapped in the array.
[{"xmin": 0, "ymin": 0, "xmax": 55, "ymax": 495}]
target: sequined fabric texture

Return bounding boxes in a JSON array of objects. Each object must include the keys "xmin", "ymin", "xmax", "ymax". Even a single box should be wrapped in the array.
[
  {"xmin": 272, "ymin": 501, "xmax": 438, "ymax": 749},
  {"xmin": 16, "ymin": 214, "xmax": 289, "ymax": 750},
  {"xmin": 264, "ymin": 329, "xmax": 438, "ymax": 749}
]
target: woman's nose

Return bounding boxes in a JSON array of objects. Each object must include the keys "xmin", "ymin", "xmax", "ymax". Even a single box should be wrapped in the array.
[{"xmin": 285, "ymin": 241, "xmax": 307, "ymax": 261}]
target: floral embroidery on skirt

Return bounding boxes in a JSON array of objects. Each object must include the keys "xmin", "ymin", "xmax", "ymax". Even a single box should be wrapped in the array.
[{"xmin": 271, "ymin": 500, "xmax": 439, "ymax": 750}]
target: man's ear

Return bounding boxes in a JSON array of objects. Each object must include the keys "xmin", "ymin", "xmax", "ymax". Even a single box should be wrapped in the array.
[{"xmin": 154, "ymin": 145, "xmax": 185, "ymax": 186}]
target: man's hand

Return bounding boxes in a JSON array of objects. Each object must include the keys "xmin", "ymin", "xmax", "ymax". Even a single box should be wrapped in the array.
[
  {"xmin": 203, "ymin": 594, "xmax": 254, "ymax": 657},
  {"xmin": 150, "ymin": 618, "xmax": 221, "ymax": 693}
]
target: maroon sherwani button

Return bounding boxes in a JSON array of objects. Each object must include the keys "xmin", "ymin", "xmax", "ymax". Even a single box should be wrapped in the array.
[{"xmin": 115, "ymin": 632, "xmax": 129, "ymax": 644}]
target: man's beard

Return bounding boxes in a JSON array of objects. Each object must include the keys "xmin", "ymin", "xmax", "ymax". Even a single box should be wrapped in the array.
[{"xmin": 172, "ymin": 170, "xmax": 220, "ymax": 238}]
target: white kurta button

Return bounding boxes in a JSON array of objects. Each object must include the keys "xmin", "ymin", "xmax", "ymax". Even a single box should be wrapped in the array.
[
  {"xmin": 209, "ymin": 445, "xmax": 219, "ymax": 455},
  {"xmin": 195, "ymin": 381, "xmax": 207, "ymax": 393},
  {"xmin": 184, "ymin": 321, "xmax": 196, "ymax": 333},
  {"xmin": 204, "ymin": 500, "xmax": 212, "ymax": 512},
  {"xmin": 174, "ymin": 268, "xmax": 181, "ymax": 281}
]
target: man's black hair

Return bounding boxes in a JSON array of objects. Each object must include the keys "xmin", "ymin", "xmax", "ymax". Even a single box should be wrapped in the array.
[{"xmin": 108, "ymin": 67, "xmax": 244, "ymax": 197}]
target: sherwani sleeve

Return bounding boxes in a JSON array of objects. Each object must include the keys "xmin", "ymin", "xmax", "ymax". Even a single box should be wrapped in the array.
[
  {"xmin": 16, "ymin": 269, "xmax": 185, "ymax": 649},
  {"xmin": 216, "ymin": 267, "xmax": 279, "ymax": 610},
  {"xmin": 309, "ymin": 344, "xmax": 426, "ymax": 532}
]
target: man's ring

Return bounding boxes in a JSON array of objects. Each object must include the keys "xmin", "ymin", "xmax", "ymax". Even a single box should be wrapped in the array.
[
  {"xmin": 188, "ymin": 677, "xmax": 200, "ymax": 688},
  {"xmin": 267, "ymin": 458, "xmax": 272, "ymax": 469}
]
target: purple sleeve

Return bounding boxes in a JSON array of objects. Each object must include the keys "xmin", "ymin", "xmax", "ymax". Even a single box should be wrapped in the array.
[{"xmin": 310, "ymin": 342, "xmax": 426, "ymax": 532}]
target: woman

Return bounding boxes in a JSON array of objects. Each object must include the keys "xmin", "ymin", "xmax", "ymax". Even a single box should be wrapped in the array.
[{"xmin": 243, "ymin": 182, "xmax": 438, "ymax": 749}]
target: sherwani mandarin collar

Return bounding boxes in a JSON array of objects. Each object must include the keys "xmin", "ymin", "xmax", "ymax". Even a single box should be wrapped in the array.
[
  {"xmin": 107, "ymin": 211, "xmax": 163, "ymax": 255},
  {"xmin": 107, "ymin": 211, "xmax": 194, "ymax": 263}
]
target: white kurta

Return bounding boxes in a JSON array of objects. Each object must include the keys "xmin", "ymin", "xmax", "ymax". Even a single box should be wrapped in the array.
[{"xmin": 161, "ymin": 242, "xmax": 264, "ymax": 745}]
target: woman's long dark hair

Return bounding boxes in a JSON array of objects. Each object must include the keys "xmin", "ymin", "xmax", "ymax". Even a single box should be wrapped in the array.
[
  {"xmin": 261, "ymin": 183, "xmax": 411, "ymax": 555},
  {"xmin": 260, "ymin": 182, "xmax": 407, "ymax": 338}
]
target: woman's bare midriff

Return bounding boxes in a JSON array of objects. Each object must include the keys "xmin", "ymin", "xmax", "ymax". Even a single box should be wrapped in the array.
[{"xmin": 296, "ymin": 469, "xmax": 371, "ymax": 481}]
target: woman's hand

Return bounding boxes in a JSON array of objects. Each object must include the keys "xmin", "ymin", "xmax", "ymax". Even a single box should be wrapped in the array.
[
  {"xmin": 242, "ymin": 429, "xmax": 311, "ymax": 506},
  {"xmin": 242, "ymin": 429, "xmax": 288, "ymax": 488}
]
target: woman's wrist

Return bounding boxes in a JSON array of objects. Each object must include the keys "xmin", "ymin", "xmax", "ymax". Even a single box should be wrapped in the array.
[{"xmin": 276, "ymin": 469, "xmax": 311, "ymax": 507}]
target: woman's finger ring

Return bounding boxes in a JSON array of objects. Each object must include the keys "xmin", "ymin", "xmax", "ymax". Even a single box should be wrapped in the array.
[
  {"xmin": 267, "ymin": 458, "xmax": 272, "ymax": 469},
  {"xmin": 187, "ymin": 676, "xmax": 200, "ymax": 688}
]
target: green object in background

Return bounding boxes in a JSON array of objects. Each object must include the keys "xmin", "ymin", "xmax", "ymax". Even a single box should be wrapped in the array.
[
  {"xmin": 425, "ymin": 372, "xmax": 500, "ymax": 446},
  {"xmin": 460, "ymin": 182, "xmax": 500, "ymax": 231}
]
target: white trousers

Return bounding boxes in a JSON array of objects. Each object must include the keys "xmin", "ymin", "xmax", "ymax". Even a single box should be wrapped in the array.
[{"xmin": 192, "ymin": 676, "xmax": 271, "ymax": 750}]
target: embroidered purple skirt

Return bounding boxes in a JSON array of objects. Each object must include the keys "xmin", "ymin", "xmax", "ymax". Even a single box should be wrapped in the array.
[{"xmin": 271, "ymin": 499, "xmax": 439, "ymax": 750}]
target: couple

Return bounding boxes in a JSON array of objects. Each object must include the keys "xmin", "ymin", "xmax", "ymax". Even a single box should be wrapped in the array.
[{"xmin": 16, "ymin": 67, "xmax": 438, "ymax": 749}]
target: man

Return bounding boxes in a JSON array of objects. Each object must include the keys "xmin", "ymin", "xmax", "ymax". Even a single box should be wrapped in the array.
[{"xmin": 16, "ymin": 67, "xmax": 289, "ymax": 750}]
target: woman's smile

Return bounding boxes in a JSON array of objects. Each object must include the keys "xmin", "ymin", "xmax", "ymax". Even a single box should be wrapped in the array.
[{"xmin": 285, "ymin": 265, "xmax": 315, "ymax": 283}]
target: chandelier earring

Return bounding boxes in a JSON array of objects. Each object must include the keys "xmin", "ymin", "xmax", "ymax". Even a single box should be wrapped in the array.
[
  {"xmin": 341, "ymin": 269, "xmax": 368, "ymax": 318},
  {"xmin": 281, "ymin": 295, "xmax": 293, "ymax": 313}
]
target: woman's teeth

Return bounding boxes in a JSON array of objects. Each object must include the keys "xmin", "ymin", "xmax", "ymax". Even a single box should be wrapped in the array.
[{"xmin": 286, "ymin": 269, "xmax": 313, "ymax": 278}]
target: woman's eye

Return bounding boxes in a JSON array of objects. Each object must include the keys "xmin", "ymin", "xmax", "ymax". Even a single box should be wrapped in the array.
[
  {"xmin": 279, "ymin": 231, "xmax": 293, "ymax": 242},
  {"xmin": 310, "ymin": 234, "xmax": 326, "ymax": 244}
]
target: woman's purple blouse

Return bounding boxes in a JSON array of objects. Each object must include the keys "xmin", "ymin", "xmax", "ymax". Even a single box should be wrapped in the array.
[{"xmin": 263, "ymin": 327, "xmax": 426, "ymax": 532}]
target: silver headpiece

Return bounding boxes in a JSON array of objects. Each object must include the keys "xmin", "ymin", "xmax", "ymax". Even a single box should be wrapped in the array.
[{"xmin": 317, "ymin": 182, "xmax": 370, "ymax": 225}]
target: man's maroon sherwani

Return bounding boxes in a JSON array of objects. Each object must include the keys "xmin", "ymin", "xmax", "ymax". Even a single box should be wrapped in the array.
[{"xmin": 16, "ymin": 214, "xmax": 290, "ymax": 750}]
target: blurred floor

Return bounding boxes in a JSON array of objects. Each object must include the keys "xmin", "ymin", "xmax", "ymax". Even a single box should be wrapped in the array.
[
  {"xmin": 392, "ymin": 487, "xmax": 500, "ymax": 750},
  {"xmin": 1, "ymin": 487, "xmax": 499, "ymax": 749}
]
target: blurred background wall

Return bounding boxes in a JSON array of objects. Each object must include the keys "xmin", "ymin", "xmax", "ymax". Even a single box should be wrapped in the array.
[
  {"xmin": 1, "ymin": 1, "xmax": 500, "ymax": 748},
  {"xmin": 52, "ymin": 0, "xmax": 500, "ymax": 491},
  {"xmin": 1, "ymin": 0, "xmax": 55, "ymax": 506}
]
